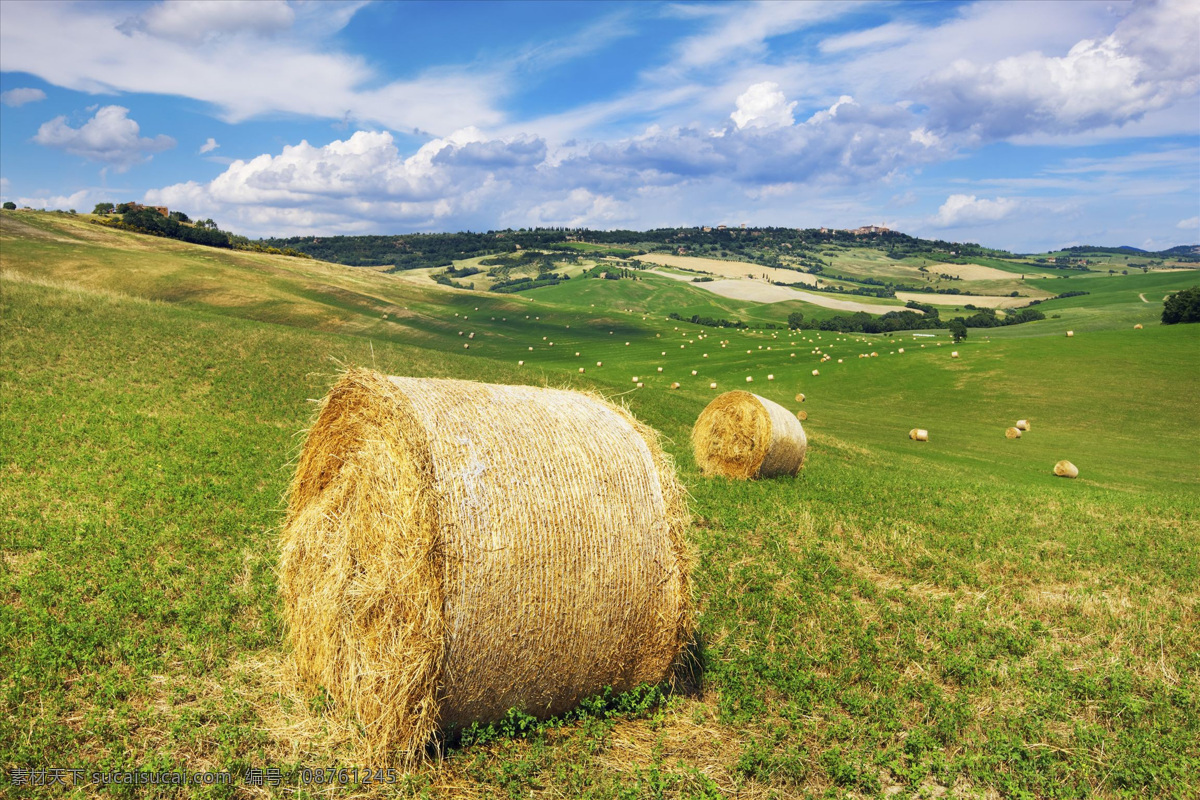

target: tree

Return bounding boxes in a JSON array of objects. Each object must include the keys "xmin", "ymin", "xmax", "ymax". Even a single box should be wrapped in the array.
[
  {"xmin": 949, "ymin": 318, "xmax": 968, "ymax": 342},
  {"xmin": 92, "ymin": 202, "xmax": 114, "ymax": 215},
  {"xmin": 1, "ymin": 201, "xmax": 15, "ymax": 210},
  {"xmin": 115, "ymin": 202, "xmax": 134, "ymax": 214},
  {"xmin": 787, "ymin": 311, "xmax": 805, "ymax": 329},
  {"xmin": 168, "ymin": 210, "xmax": 190, "ymax": 223},
  {"xmin": 1162, "ymin": 286, "xmax": 1200, "ymax": 325}
]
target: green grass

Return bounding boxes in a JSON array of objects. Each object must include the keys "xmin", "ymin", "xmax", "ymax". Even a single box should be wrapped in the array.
[{"xmin": 2, "ymin": 209, "xmax": 1199, "ymax": 798}]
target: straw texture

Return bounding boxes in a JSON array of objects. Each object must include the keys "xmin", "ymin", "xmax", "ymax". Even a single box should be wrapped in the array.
[
  {"xmin": 691, "ymin": 391, "xmax": 807, "ymax": 479},
  {"xmin": 909, "ymin": 429, "xmax": 929, "ymax": 442},
  {"xmin": 1054, "ymin": 460, "xmax": 1079, "ymax": 478},
  {"xmin": 1005, "ymin": 427, "xmax": 1022, "ymax": 439},
  {"xmin": 279, "ymin": 369, "xmax": 692, "ymax": 761}
]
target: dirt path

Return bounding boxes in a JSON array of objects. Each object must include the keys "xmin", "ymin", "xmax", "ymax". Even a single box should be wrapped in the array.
[{"xmin": 1139, "ymin": 293, "xmax": 1149, "ymax": 303}]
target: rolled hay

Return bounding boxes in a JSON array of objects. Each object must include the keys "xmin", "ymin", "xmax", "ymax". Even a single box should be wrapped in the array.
[
  {"xmin": 909, "ymin": 428, "xmax": 929, "ymax": 442},
  {"xmin": 1054, "ymin": 460, "xmax": 1079, "ymax": 478},
  {"xmin": 691, "ymin": 391, "xmax": 807, "ymax": 479},
  {"xmin": 670, "ymin": 382, "xmax": 681, "ymax": 389},
  {"xmin": 1134, "ymin": 324, "xmax": 1143, "ymax": 329},
  {"xmin": 951, "ymin": 351, "xmax": 959, "ymax": 358},
  {"xmin": 795, "ymin": 393, "xmax": 806, "ymax": 403},
  {"xmin": 796, "ymin": 409, "xmax": 808, "ymax": 421},
  {"xmin": 280, "ymin": 370, "xmax": 692, "ymax": 760},
  {"xmin": 1016, "ymin": 419, "xmax": 1030, "ymax": 431},
  {"xmin": 1005, "ymin": 426, "xmax": 1022, "ymax": 439},
  {"xmin": 1066, "ymin": 331, "xmax": 1074, "ymax": 337},
  {"xmin": 812, "ymin": 369, "xmax": 820, "ymax": 376}
]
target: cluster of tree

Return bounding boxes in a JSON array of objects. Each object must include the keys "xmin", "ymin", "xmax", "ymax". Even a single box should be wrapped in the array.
[
  {"xmin": 98, "ymin": 208, "xmax": 233, "ymax": 248},
  {"xmin": 580, "ymin": 265, "xmax": 639, "ymax": 280},
  {"xmin": 489, "ymin": 273, "xmax": 570, "ymax": 293},
  {"xmin": 431, "ymin": 272, "xmax": 474, "ymax": 290},
  {"xmin": 960, "ymin": 307, "xmax": 1046, "ymax": 328},
  {"xmin": 667, "ymin": 312, "xmax": 747, "ymax": 329},
  {"xmin": 1162, "ymin": 286, "xmax": 1200, "ymax": 324}
]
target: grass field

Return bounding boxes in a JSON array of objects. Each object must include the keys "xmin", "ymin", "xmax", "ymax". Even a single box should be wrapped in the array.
[{"xmin": 2, "ymin": 209, "xmax": 1199, "ymax": 798}]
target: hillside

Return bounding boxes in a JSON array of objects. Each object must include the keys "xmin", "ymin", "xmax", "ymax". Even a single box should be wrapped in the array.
[{"xmin": 2, "ymin": 208, "xmax": 1199, "ymax": 798}]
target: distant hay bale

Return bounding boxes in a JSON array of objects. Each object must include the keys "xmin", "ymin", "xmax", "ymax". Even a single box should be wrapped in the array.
[
  {"xmin": 692, "ymin": 391, "xmax": 807, "ymax": 480},
  {"xmin": 1005, "ymin": 427, "xmax": 1022, "ymax": 439},
  {"xmin": 1016, "ymin": 419, "xmax": 1030, "ymax": 431},
  {"xmin": 1066, "ymin": 331, "xmax": 1074, "ymax": 337},
  {"xmin": 796, "ymin": 410, "xmax": 808, "ymax": 421},
  {"xmin": 709, "ymin": 382, "xmax": 717, "ymax": 389},
  {"xmin": 578, "ymin": 367, "xmax": 585, "ymax": 373},
  {"xmin": 767, "ymin": 374, "xmax": 774, "ymax": 381},
  {"xmin": 518, "ymin": 360, "xmax": 524, "ymax": 366},
  {"xmin": 909, "ymin": 428, "xmax": 928, "ymax": 442},
  {"xmin": 657, "ymin": 367, "xmax": 663, "ymax": 373},
  {"xmin": 464, "ymin": 343, "xmax": 470, "ymax": 349},
  {"xmin": 691, "ymin": 370, "xmax": 698, "ymax": 375},
  {"xmin": 795, "ymin": 393, "xmax": 805, "ymax": 403},
  {"xmin": 1134, "ymin": 324, "xmax": 1143, "ymax": 329},
  {"xmin": 637, "ymin": 382, "xmax": 643, "ymax": 388},
  {"xmin": 951, "ymin": 351, "xmax": 959, "ymax": 358},
  {"xmin": 1054, "ymin": 460, "xmax": 1079, "ymax": 478},
  {"xmin": 745, "ymin": 376, "xmax": 753, "ymax": 383},
  {"xmin": 670, "ymin": 382, "xmax": 680, "ymax": 389},
  {"xmin": 812, "ymin": 369, "xmax": 819, "ymax": 376},
  {"xmin": 280, "ymin": 370, "xmax": 691, "ymax": 761}
]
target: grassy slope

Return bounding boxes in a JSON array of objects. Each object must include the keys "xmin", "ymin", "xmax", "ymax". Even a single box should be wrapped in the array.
[{"xmin": 2, "ymin": 210, "xmax": 1199, "ymax": 798}]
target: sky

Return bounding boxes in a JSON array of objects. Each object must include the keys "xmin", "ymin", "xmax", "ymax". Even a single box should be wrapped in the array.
[{"xmin": 1, "ymin": 0, "xmax": 1197, "ymax": 253}]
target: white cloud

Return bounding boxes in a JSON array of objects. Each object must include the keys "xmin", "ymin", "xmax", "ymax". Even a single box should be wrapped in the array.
[
  {"xmin": 819, "ymin": 22, "xmax": 919, "ymax": 54},
  {"xmin": 0, "ymin": 1, "xmax": 502, "ymax": 136},
  {"xmin": 132, "ymin": 0, "xmax": 295, "ymax": 42},
  {"xmin": 14, "ymin": 188, "xmax": 93, "ymax": 211},
  {"xmin": 730, "ymin": 82, "xmax": 796, "ymax": 129},
  {"xmin": 921, "ymin": 0, "xmax": 1200, "ymax": 138},
  {"xmin": 33, "ymin": 105, "xmax": 175, "ymax": 171},
  {"xmin": 0, "ymin": 87, "xmax": 46, "ymax": 106},
  {"xmin": 670, "ymin": 1, "xmax": 859, "ymax": 70},
  {"xmin": 199, "ymin": 137, "xmax": 219, "ymax": 154},
  {"xmin": 1178, "ymin": 216, "xmax": 1199, "ymax": 230},
  {"xmin": 933, "ymin": 194, "xmax": 1019, "ymax": 226}
]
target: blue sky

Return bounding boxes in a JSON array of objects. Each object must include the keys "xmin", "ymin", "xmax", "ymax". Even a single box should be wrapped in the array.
[{"xmin": 1, "ymin": 0, "xmax": 1197, "ymax": 252}]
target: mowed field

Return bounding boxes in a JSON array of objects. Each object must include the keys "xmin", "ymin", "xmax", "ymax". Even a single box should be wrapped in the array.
[{"xmin": 2, "ymin": 210, "xmax": 1200, "ymax": 798}]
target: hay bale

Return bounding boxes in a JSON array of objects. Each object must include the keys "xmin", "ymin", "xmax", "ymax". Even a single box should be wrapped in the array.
[
  {"xmin": 951, "ymin": 351, "xmax": 959, "ymax": 358},
  {"xmin": 692, "ymin": 391, "xmax": 807, "ymax": 480},
  {"xmin": 909, "ymin": 428, "xmax": 928, "ymax": 442},
  {"xmin": 796, "ymin": 409, "xmax": 808, "ymax": 421},
  {"xmin": 795, "ymin": 393, "xmax": 805, "ymax": 403},
  {"xmin": 1134, "ymin": 324, "xmax": 1143, "ymax": 329},
  {"xmin": 670, "ymin": 382, "xmax": 680, "ymax": 389},
  {"xmin": 709, "ymin": 382, "xmax": 717, "ymax": 389},
  {"xmin": 280, "ymin": 370, "xmax": 691, "ymax": 760},
  {"xmin": 1016, "ymin": 419, "xmax": 1030, "ymax": 431},
  {"xmin": 1005, "ymin": 426, "xmax": 1022, "ymax": 439},
  {"xmin": 1066, "ymin": 331, "xmax": 1074, "ymax": 337},
  {"xmin": 812, "ymin": 369, "xmax": 819, "ymax": 376},
  {"xmin": 1054, "ymin": 460, "xmax": 1079, "ymax": 478}
]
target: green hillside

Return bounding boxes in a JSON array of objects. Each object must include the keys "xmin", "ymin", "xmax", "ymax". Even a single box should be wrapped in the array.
[{"xmin": 2, "ymin": 209, "xmax": 1199, "ymax": 798}]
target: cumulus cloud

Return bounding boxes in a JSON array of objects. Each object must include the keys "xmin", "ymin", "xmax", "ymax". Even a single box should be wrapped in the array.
[
  {"xmin": 730, "ymin": 82, "xmax": 796, "ymax": 129},
  {"xmin": 33, "ymin": 105, "xmax": 175, "ymax": 171},
  {"xmin": 933, "ymin": 194, "xmax": 1018, "ymax": 227},
  {"xmin": 0, "ymin": 87, "xmax": 46, "ymax": 106},
  {"xmin": 1178, "ymin": 216, "xmax": 1199, "ymax": 230},
  {"xmin": 199, "ymin": 137, "xmax": 219, "ymax": 154},
  {"xmin": 14, "ymin": 188, "xmax": 93, "ymax": 211},
  {"xmin": 921, "ymin": 0, "xmax": 1200, "ymax": 138}
]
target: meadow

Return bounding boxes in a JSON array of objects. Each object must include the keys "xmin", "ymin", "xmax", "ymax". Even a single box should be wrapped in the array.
[{"xmin": 2, "ymin": 210, "xmax": 1199, "ymax": 798}]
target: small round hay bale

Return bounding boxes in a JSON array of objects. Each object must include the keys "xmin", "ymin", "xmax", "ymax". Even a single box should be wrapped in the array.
[
  {"xmin": 692, "ymin": 391, "xmax": 807, "ymax": 480},
  {"xmin": 1134, "ymin": 323, "xmax": 1143, "ymax": 330},
  {"xmin": 578, "ymin": 367, "xmax": 585, "ymax": 373},
  {"xmin": 767, "ymin": 374, "xmax": 774, "ymax": 381},
  {"xmin": 691, "ymin": 370, "xmax": 698, "ymax": 375},
  {"xmin": 951, "ymin": 351, "xmax": 959, "ymax": 358},
  {"xmin": 1053, "ymin": 460, "xmax": 1079, "ymax": 478},
  {"xmin": 745, "ymin": 376, "xmax": 753, "ymax": 383},
  {"xmin": 518, "ymin": 360, "xmax": 524, "ymax": 366},
  {"xmin": 1016, "ymin": 419, "xmax": 1030, "ymax": 431},
  {"xmin": 796, "ymin": 409, "xmax": 808, "ymax": 421},
  {"xmin": 464, "ymin": 343, "xmax": 470, "ymax": 349},
  {"xmin": 795, "ymin": 393, "xmax": 805, "ymax": 403},
  {"xmin": 670, "ymin": 382, "xmax": 680, "ymax": 389},
  {"xmin": 632, "ymin": 376, "xmax": 639, "ymax": 383},
  {"xmin": 909, "ymin": 428, "xmax": 928, "ymax": 442},
  {"xmin": 812, "ymin": 369, "xmax": 819, "ymax": 376},
  {"xmin": 709, "ymin": 382, "xmax": 717, "ymax": 389},
  {"xmin": 1066, "ymin": 331, "xmax": 1074, "ymax": 337},
  {"xmin": 637, "ymin": 382, "xmax": 643, "ymax": 388},
  {"xmin": 280, "ymin": 370, "xmax": 691, "ymax": 760},
  {"xmin": 898, "ymin": 348, "xmax": 904, "ymax": 353},
  {"xmin": 657, "ymin": 367, "xmax": 663, "ymax": 373},
  {"xmin": 1005, "ymin": 426, "xmax": 1022, "ymax": 439},
  {"xmin": 596, "ymin": 361, "xmax": 603, "ymax": 367}
]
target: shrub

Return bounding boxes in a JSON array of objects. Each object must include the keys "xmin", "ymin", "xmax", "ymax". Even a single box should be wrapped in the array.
[{"xmin": 1162, "ymin": 286, "xmax": 1200, "ymax": 324}]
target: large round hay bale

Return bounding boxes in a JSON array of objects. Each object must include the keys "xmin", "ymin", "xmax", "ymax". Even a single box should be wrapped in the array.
[
  {"xmin": 1053, "ymin": 460, "xmax": 1079, "ymax": 478},
  {"xmin": 691, "ymin": 391, "xmax": 807, "ymax": 479},
  {"xmin": 280, "ymin": 369, "xmax": 692, "ymax": 760},
  {"xmin": 1016, "ymin": 419, "xmax": 1030, "ymax": 431},
  {"xmin": 909, "ymin": 428, "xmax": 928, "ymax": 441},
  {"xmin": 796, "ymin": 409, "xmax": 808, "ymax": 421},
  {"xmin": 1005, "ymin": 426, "xmax": 1022, "ymax": 439}
]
